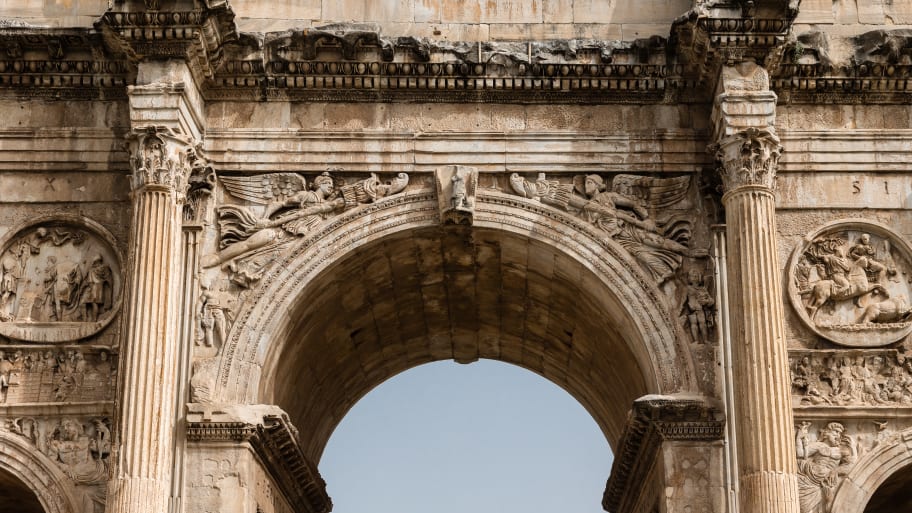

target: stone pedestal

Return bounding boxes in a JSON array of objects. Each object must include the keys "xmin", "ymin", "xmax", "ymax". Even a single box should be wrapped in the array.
[{"xmin": 712, "ymin": 62, "xmax": 799, "ymax": 513}]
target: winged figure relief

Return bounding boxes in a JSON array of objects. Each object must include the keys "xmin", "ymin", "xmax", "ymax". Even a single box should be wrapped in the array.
[
  {"xmin": 510, "ymin": 172, "xmax": 700, "ymax": 283},
  {"xmin": 202, "ymin": 171, "xmax": 409, "ymax": 268}
]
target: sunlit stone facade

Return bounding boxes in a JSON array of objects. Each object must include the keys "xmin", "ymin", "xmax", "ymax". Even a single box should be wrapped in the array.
[{"xmin": 1, "ymin": 1, "xmax": 911, "ymax": 512}]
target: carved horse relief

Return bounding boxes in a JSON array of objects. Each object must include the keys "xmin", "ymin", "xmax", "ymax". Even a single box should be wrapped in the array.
[{"xmin": 789, "ymin": 220, "xmax": 912, "ymax": 347}]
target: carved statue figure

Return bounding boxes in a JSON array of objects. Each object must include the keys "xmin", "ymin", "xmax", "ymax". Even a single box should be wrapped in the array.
[
  {"xmin": 79, "ymin": 255, "xmax": 112, "ymax": 322},
  {"xmin": 451, "ymin": 173, "xmax": 467, "ymax": 209},
  {"xmin": 198, "ymin": 283, "xmax": 232, "ymax": 349},
  {"xmin": 0, "ymin": 351, "xmax": 13, "ymax": 403},
  {"xmin": 796, "ymin": 421, "xmax": 856, "ymax": 513},
  {"xmin": 49, "ymin": 419, "xmax": 107, "ymax": 513},
  {"xmin": 799, "ymin": 234, "xmax": 890, "ymax": 323},
  {"xmin": 681, "ymin": 269, "xmax": 715, "ymax": 343},
  {"xmin": 0, "ymin": 253, "xmax": 18, "ymax": 321},
  {"xmin": 856, "ymin": 295, "xmax": 912, "ymax": 324},
  {"xmin": 204, "ymin": 171, "xmax": 408, "ymax": 268},
  {"xmin": 510, "ymin": 173, "xmax": 699, "ymax": 282}
]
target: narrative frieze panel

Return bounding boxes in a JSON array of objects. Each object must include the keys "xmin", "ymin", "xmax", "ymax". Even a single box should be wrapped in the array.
[
  {"xmin": 790, "ymin": 349, "xmax": 912, "ymax": 408},
  {"xmin": 0, "ymin": 217, "xmax": 122, "ymax": 343},
  {"xmin": 788, "ymin": 220, "xmax": 912, "ymax": 347},
  {"xmin": 0, "ymin": 346, "xmax": 115, "ymax": 404}
]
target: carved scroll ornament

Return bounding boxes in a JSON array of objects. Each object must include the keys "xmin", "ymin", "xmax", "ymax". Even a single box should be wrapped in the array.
[
  {"xmin": 509, "ymin": 172, "xmax": 702, "ymax": 283},
  {"xmin": 0, "ymin": 218, "xmax": 122, "ymax": 343},
  {"xmin": 788, "ymin": 220, "xmax": 912, "ymax": 347}
]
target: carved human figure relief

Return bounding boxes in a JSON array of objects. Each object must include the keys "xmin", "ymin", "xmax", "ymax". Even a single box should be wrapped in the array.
[
  {"xmin": 436, "ymin": 165, "xmax": 478, "ymax": 225},
  {"xmin": 203, "ymin": 171, "xmax": 409, "ymax": 269},
  {"xmin": 788, "ymin": 221, "xmax": 912, "ymax": 347},
  {"xmin": 197, "ymin": 282, "xmax": 234, "ymax": 350},
  {"xmin": 789, "ymin": 351, "xmax": 912, "ymax": 407},
  {"xmin": 0, "ymin": 348, "xmax": 113, "ymax": 404},
  {"xmin": 0, "ymin": 220, "xmax": 122, "ymax": 343},
  {"xmin": 509, "ymin": 172, "xmax": 702, "ymax": 283},
  {"xmin": 681, "ymin": 269, "xmax": 715, "ymax": 344},
  {"xmin": 796, "ymin": 421, "xmax": 857, "ymax": 513}
]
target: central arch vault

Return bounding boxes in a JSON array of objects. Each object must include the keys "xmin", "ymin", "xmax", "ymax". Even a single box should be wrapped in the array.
[{"xmin": 209, "ymin": 189, "xmax": 698, "ymax": 463}]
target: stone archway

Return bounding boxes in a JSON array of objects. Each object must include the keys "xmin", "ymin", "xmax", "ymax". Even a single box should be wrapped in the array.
[
  {"xmin": 831, "ymin": 427, "xmax": 912, "ymax": 513},
  {"xmin": 0, "ymin": 431, "xmax": 81, "ymax": 513},
  {"xmin": 204, "ymin": 188, "xmax": 698, "ymax": 462}
]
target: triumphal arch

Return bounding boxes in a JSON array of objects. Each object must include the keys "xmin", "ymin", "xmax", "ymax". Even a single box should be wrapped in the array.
[{"xmin": 1, "ymin": 0, "xmax": 912, "ymax": 511}]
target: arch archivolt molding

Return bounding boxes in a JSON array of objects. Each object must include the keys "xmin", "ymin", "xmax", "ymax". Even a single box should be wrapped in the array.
[
  {"xmin": 830, "ymin": 427, "xmax": 912, "ymax": 513},
  {"xmin": 199, "ymin": 178, "xmax": 700, "ymax": 405}
]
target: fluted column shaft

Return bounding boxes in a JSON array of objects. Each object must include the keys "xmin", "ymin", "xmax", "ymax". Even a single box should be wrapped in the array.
[
  {"xmin": 108, "ymin": 131, "xmax": 192, "ymax": 513},
  {"xmin": 712, "ymin": 60, "xmax": 800, "ymax": 513},
  {"xmin": 723, "ymin": 185, "xmax": 799, "ymax": 513}
]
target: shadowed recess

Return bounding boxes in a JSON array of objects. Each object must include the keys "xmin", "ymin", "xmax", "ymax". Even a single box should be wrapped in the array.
[
  {"xmin": 260, "ymin": 226, "xmax": 653, "ymax": 464},
  {"xmin": 0, "ymin": 467, "xmax": 45, "ymax": 513},
  {"xmin": 864, "ymin": 463, "xmax": 912, "ymax": 513}
]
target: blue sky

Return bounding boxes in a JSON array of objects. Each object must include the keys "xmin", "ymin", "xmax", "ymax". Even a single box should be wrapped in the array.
[{"xmin": 320, "ymin": 359, "xmax": 614, "ymax": 513}]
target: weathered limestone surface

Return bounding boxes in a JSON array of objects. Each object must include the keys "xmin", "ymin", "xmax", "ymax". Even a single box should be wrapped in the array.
[{"xmin": 0, "ymin": 1, "xmax": 911, "ymax": 513}]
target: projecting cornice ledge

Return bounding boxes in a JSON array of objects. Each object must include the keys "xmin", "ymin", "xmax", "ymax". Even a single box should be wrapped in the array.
[
  {"xmin": 186, "ymin": 404, "xmax": 332, "ymax": 513},
  {"xmin": 602, "ymin": 396, "xmax": 724, "ymax": 513},
  {"xmin": 0, "ymin": 0, "xmax": 910, "ymax": 104}
]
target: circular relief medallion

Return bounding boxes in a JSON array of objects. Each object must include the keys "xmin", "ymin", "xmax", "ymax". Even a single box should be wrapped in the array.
[
  {"xmin": 0, "ymin": 217, "xmax": 122, "ymax": 342},
  {"xmin": 788, "ymin": 220, "xmax": 912, "ymax": 347}
]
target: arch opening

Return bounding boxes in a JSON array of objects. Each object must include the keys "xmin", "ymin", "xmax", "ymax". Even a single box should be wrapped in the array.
[
  {"xmin": 321, "ymin": 359, "xmax": 612, "ymax": 513},
  {"xmin": 863, "ymin": 463, "xmax": 912, "ymax": 512},
  {"xmin": 259, "ymin": 224, "xmax": 672, "ymax": 463},
  {"xmin": 0, "ymin": 467, "xmax": 45, "ymax": 513}
]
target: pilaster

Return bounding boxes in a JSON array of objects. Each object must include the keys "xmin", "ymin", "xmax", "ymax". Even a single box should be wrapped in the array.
[{"xmin": 710, "ymin": 61, "xmax": 799, "ymax": 513}]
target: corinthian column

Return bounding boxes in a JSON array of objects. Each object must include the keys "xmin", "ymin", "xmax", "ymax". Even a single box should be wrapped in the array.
[
  {"xmin": 108, "ymin": 128, "xmax": 195, "ymax": 513},
  {"xmin": 711, "ymin": 61, "xmax": 799, "ymax": 513}
]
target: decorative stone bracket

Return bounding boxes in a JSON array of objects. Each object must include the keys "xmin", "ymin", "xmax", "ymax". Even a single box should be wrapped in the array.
[
  {"xmin": 186, "ymin": 405, "xmax": 331, "ymax": 513},
  {"xmin": 602, "ymin": 396, "xmax": 724, "ymax": 513}
]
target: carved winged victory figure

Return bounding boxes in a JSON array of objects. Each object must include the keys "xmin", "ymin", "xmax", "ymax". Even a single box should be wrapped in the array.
[
  {"xmin": 510, "ymin": 173, "xmax": 700, "ymax": 282},
  {"xmin": 203, "ymin": 171, "xmax": 408, "ymax": 268}
]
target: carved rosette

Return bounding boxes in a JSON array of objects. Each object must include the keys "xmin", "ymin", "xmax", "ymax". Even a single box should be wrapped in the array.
[
  {"xmin": 128, "ymin": 128, "xmax": 198, "ymax": 202},
  {"xmin": 788, "ymin": 220, "xmax": 912, "ymax": 347},
  {"xmin": 713, "ymin": 127, "xmax": 782, "ymax": 193}
]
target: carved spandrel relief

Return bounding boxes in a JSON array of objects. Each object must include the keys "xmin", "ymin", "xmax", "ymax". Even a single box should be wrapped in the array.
[
  {"xmin": 788, "ymin": 221, "xmax": 912, "ymax": 347},
  {"xmin": 509, "ymin": 172, "xmax": 704, "ymax": 283},
  {"xmin": 0, "ymin": 348, "xmax": 115, "ymax": 404},
  {"xmin": 793, "ymin": 418, "xmax": 909, "ymax": 513},
  {"xmin": 0, "ymin": 221, "xmax": 122, "ymax": 343},
  {"xmin": 6, "ymin": 416, "xmax": 110, "ymax": 513},
  {"xmin": 790, "ymin": 351, "xmax": 912, "ymax": 407},
  {"xmin": 202, "ymin": 170, "xmax": 409, "ymax": 269}
]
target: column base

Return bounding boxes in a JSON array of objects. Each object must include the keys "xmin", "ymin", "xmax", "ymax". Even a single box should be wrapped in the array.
[
  {"xmin": 107, "ymin": 476, "xmax": 170, "ymax": 513},
  {"xmin": 740, "ymin": 471, "xmax": 800, "ymax": 513}
]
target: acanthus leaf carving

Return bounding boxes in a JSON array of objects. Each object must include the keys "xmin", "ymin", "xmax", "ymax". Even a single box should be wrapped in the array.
[
  {"xmin": 508, "ymin": 172, "xmax": 703, "ymax": 283},
  {"xmin": 202, "ymin": 170, "xmax": 409, "ymax": 269},
  {"xmin": 712, "ymin": 127, "xmax": 782, "ymax": 192},
  {"xmin": 128, "ymin": 127, "xmax": 199, "ymax": 201}
]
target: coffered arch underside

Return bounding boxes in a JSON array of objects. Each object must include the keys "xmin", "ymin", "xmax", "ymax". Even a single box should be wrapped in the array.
[{"xmin": 209, "ymin": 188, "xmax": 696, "ymax": 448}]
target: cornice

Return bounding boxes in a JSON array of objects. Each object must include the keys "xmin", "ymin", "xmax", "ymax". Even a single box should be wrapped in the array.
[
  {"xmin": 0, "ymin": 2, "xmax": 911, "ymax": 104},
  {"xmin": 188, "ymin": 413, "xmax": 331, "ymax": 513},
  {"xmin": 602, "ymin": 396, "xmax": 724, "ymax": 513}
]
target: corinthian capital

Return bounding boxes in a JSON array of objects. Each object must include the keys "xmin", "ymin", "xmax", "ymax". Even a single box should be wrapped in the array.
[
  {"xmin": 712, "ymin": 127, "xmax": 782, "ymax": 192},
  {"xmin": 129, "ymin": 127, "xmax": 199, "ymax": 201}
]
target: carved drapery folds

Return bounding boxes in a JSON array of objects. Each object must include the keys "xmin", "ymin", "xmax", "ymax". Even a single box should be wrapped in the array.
[
  {"xmin": 436, "ymin": 165, "xmax": 478, "ymax": 226},
  {"xmin": 508, "ymin": 172, "xmax": 701, "ymax": 284},
  {"xmin": 202, "ymin": 170, "xmax": 409, "ymax": 270},
  {"xmin": 713, "ymin": 127, "xmax": 782, "ymax": 192}
]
